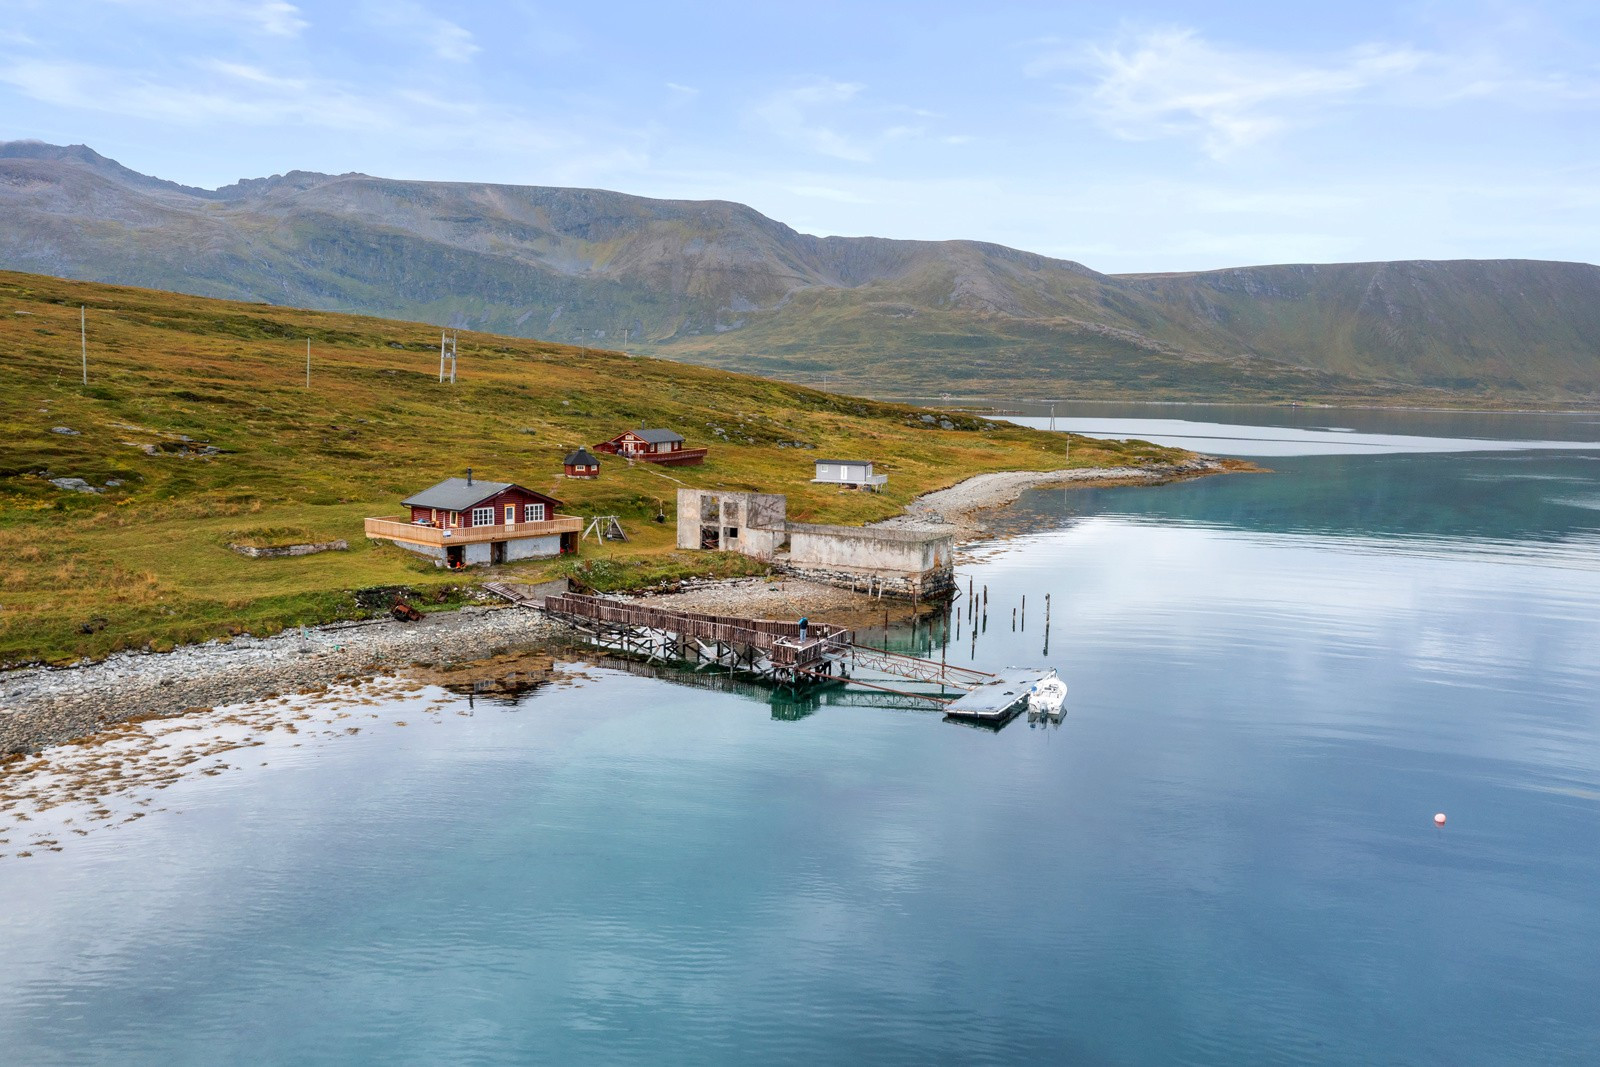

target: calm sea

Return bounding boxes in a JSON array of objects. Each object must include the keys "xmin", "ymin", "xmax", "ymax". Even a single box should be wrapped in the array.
[{"xmin": 3, "ymin": 405, "xmax": 1599, "ymax": 1065}]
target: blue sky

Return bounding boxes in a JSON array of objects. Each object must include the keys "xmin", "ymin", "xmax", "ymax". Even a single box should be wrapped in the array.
[{"xmin": 2, "ymin": 0, "xmax": 1597, "ymax": 272}]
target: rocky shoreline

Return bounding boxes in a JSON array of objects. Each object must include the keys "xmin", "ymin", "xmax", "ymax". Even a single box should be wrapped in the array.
[
  {"xmin": 1, "ymin": 457, "xmax": 1233, "ymax": 755},
  {"xmin": 1, "ymin": 607, "xmax": 558, "ymax": 756}
]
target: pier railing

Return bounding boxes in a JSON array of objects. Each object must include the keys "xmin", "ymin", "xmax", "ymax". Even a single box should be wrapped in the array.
[{"xmin": 544, "ymin": 593, "xmax": 852, "ymax": 666}]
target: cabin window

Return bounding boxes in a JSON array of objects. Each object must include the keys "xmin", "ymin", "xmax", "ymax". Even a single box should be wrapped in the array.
[
  {"xmin": 471, "ymin": 507, "xmax": 494, "ymax": 527},
  {"xmin": 505, "ymin": 505, "xmax": 516, "ymax": 524},
  {"xmin": 524, "ymin": 503, "xmax": 546, "ymax": 522}
]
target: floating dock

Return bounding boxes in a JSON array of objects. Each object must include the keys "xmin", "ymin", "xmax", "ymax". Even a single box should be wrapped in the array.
[{"xmin": 942, "ymin": 668, "xmax": 1059, "ymax": 722}]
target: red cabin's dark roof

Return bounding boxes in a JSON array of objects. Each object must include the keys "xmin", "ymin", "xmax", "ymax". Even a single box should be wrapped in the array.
[{"xmin": 402, "ymin": 477, "xmax": 563, "ymax": 511}]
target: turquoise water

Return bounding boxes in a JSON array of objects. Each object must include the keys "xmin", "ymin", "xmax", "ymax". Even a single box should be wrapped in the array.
[{"xmin": 4, "ymin": 412, "xmax": 1600, "ymax": 1064}]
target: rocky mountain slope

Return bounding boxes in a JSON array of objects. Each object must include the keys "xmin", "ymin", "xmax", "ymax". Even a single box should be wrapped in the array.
[{"xmin": 3, "ymin": 140, "xmax": 1596, "ymax": 403}]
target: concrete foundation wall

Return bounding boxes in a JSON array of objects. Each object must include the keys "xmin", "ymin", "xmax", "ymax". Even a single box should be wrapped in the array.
[
  {"xmin": 782, "ymin": 523, "xmax": 956, "ymax": 601},
  {"xmin": 776, "ymin": 563, "xmax": 957, "ymax": 601},
  {"xmin": 393, "ymin": 541, "xmax": 446, "ymax": 561},
  {"xmin": 380, "ymin": 535, "xmax": 559, "ymax": 567},
  {"xmin": 505, "ymin": 535, "xmax": 561, "ymax": 561},
  {"xmin": 786, "ymin": 523, "xmax": 954, "ymax": 574},
  {"xmin": 230, "ymin": 539, "xmax": 349, "ymax": 559}
]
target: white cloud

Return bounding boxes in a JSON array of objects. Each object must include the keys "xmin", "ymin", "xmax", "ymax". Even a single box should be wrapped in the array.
[
  {"xmin": 750, "ymin": 79, "xmax": 872, "ymax": 162},
  {"xmin": 665, "ymin": 82, "xmax": 699, "ymax": 98},
  {"xmin": 784, "ymin": 183, "xmax": 874, "ymax": 204},
  {"xmin": 0, "ymin": 58, "xmax": 382, "ymax": 126},
  {"xmin": 1037, "ymin": 27, "xmax": 1431, "ymax": 157},
  {"xmin": 361, "ymin": 1, "xmax": 478, "ymax": 63},
  {"xmin": 99, "ymin": 0, "xmax": 307, "ymax": 38}
]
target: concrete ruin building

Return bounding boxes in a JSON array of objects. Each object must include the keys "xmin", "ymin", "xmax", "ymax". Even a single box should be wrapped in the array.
[
  {"xmin": 674, "ymin": 488, "xmax": 955, "ymax": 600},
  {"xmin": 677, "ymin": 489, "xmax": 789, "ymax": 558},
  {"xmin": 783, "ymin": 522, "xmax": 954, "ymax": 598}
]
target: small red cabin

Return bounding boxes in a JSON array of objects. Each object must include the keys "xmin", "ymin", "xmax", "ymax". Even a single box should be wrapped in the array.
[
  {"xmin": 563, "ymin": 448, "xmax": 601, "ymax": 478},
  {"xmin": 595, "ymin": 427, "xmax": 707, "ymax": 467}
]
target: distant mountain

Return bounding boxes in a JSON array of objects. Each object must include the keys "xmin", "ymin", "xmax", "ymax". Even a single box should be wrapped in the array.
[{"xmin": 2, "ymin": 140, "xmax": 1596, "ymax": 403}]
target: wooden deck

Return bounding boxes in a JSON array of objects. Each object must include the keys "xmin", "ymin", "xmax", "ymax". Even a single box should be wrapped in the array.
[
  {"xmin": 636, "ymin": 447, "xmax": 708, "ymax": 466},
  {"xmin": 364, "ymin": 515, "xmax": 583, "ymax": 546}
]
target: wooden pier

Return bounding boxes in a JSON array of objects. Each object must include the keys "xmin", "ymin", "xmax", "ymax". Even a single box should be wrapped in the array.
[
  {"xmin": 542, "ymin": 593, "xmax": 1058, "ymax": 726},
  {"xmin": 543, "ymin": 592, "xmax": 853, "ymax": 681}
]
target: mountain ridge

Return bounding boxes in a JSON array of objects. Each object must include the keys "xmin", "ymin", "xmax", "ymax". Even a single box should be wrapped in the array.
[{"xmin": 2, "ymin": 140, "xmax": 1596, "ymax": 403}]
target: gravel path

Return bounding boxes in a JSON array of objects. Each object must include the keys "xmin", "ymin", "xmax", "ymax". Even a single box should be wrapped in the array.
[{"xmin": 0, "ymin": 607, "xmax": 558, "ymax": 754}]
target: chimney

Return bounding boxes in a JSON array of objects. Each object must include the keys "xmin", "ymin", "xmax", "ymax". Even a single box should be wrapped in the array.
[{"xmin": 466, "ymin": 467, "xmax": 473, "ymax": 485}]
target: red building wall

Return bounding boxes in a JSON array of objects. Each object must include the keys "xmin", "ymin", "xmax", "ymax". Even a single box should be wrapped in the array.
[{"xmin": 408, "ymin": 486, "xmax": 564, "ymax": 527}]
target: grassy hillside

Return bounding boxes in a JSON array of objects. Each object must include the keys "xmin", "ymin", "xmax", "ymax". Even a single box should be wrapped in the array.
[
  {"xmin": 6, "ymin": 142, "xmax": 1597, "ymax": 405},
  {"xmin": 0, "ymin": 270, "xmax": 1190, "ymax": 667},
  {"xmin": 646, "ymin": 260, "xmax": 1409, "ymax": 402},
  {"xmin": 1118, "ymin": 261, "xmax": 1600, "ymax": 399}
]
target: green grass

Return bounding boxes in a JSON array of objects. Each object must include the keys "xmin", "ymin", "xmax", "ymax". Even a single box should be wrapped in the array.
[{"xmin": 0, "ymin": 269, "xmax": 1192, "ymax": 666}]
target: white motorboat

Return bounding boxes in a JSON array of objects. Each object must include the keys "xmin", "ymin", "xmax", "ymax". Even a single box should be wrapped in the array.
[{"xmin": 1027, "ymin": 674, "xmax": 1068, "ymax": 718}]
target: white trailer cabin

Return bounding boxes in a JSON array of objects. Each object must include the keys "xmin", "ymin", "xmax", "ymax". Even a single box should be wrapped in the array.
[{"xmin": 812, "ymin": 458, "xmax": 887, "ymax": 490}]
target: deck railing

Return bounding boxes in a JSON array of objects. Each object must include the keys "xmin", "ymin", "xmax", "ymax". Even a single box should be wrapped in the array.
[{"xmin": 364, "ymin": 515, "xmax": 583, "ymax": 546}]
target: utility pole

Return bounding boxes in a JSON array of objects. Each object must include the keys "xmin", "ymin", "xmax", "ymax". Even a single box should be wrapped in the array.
[
  {"xmin": 80, "ymin": 306, "xmax": 87, "ymax": 385},
  {"xmin": 305, "ymin": 338, "xmax": 311, "ymax": 388},
  {"xmin": 439, "ymin": 330, "xmax": 457, "ymax": 384}
]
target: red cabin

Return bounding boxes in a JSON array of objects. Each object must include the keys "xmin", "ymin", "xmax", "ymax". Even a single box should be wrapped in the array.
[
  {"xmin": 595, "ymin": 427, "xmax": 707, "ymax": 467},
  {"xmin": 364, "ymin": 469, "xmax": 582, "ymax": 567}
]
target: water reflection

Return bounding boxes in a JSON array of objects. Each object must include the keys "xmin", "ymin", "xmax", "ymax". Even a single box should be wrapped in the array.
[{"xmin": 997, "ymin": 451, "xmax": 1600, "ymax": 556}]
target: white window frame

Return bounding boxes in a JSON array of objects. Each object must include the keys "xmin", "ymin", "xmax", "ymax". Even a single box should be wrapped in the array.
[
  {"xmin": 523, "ymin": 503, "xmax": 546, "ymax": 523},
  {"xmin": 505, "ymin": 505, "xmax": 516, "ymax": 524},
  {"xmin": 471, "ymin": 507, "xmax": 494, "ymax": 527}
]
